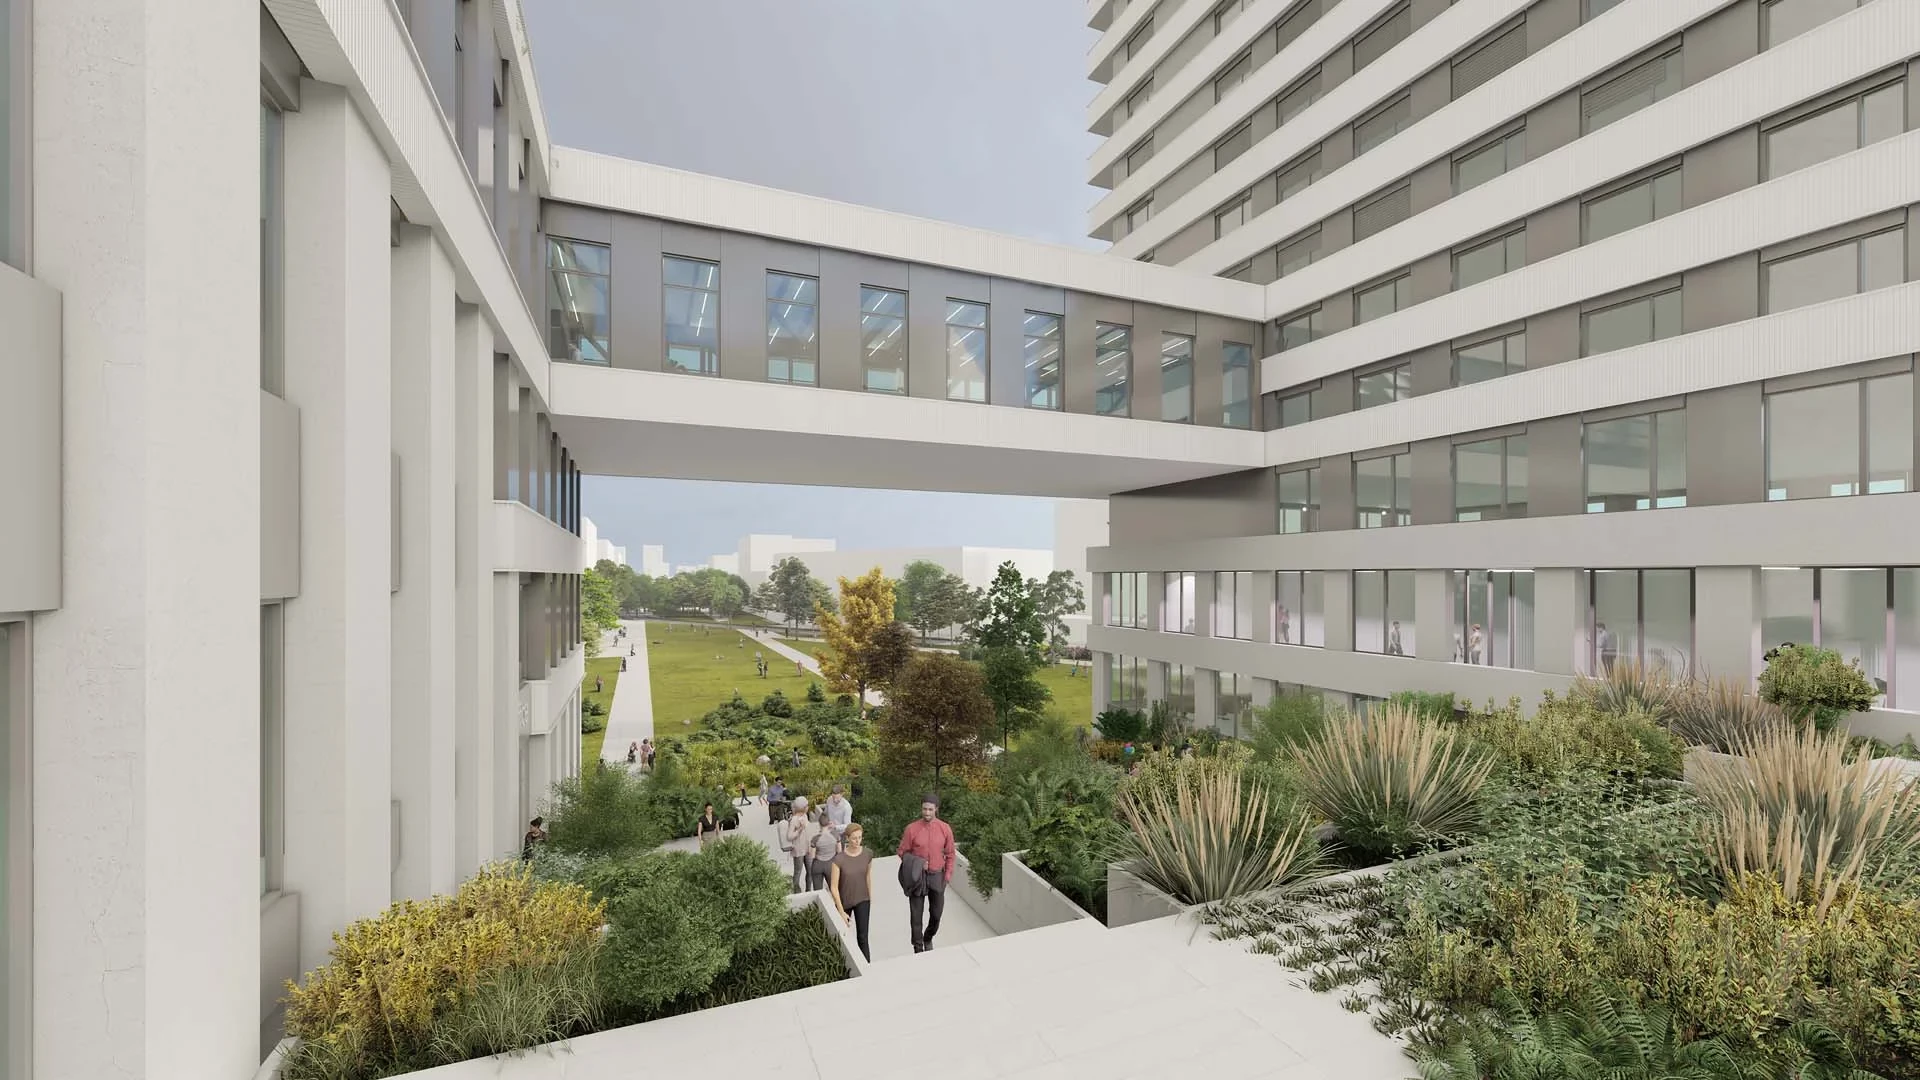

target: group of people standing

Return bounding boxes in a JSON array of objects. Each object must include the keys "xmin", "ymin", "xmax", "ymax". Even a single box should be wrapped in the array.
[{"xmin": 625, "ymin": 739, "xmax": 654, "ymax": 768}]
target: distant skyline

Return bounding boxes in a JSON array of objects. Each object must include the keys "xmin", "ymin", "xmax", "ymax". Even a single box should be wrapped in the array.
[{"xmin": 524, "ymin": 0, "xmax": 1101, "ymax": 564}]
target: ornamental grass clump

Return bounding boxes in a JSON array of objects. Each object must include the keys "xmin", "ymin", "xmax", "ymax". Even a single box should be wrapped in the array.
[
  {"xmin": 1668, "ymin": 677, "xmax": 1790, "ymax": 753},
  {"xmin": 1116, "ymin": 755, "xmax": 1324, "ymax": 905},
  {"xmin": 1295, "ymin": 704, "xmax": 1495, "ymax": 863},
  {"xmin": 282, "ymin": 863, "xmax": 605, "ymax": 1080},
  {"xmin": 1693, "ymin": 725, "xmax": 1920, "ymax": 917},
  {"xmin": 1570, "ymin": 660, "xmax": 1685, "ymax": 726}
]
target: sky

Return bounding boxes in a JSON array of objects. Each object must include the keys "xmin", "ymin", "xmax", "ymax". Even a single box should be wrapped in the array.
[{"xmin": 524, "ymin": 0, "xmax": 1102, "ymax": 567}]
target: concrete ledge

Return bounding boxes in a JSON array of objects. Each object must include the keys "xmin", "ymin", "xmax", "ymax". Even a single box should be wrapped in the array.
[
  {"xmin": 492, "ymin": 500, "xmax": 581, "ymax": 575},
  {"xmin": 1106, "ymin": 864, "xmax": 1189, "ymax": 928},
  {"xmin": 786, "ymin": 888, "xmax": 870, "ymax": 980},
  {"xmin": 952, "ymin": 852, "xmax": 1099, "ymax": 936}
]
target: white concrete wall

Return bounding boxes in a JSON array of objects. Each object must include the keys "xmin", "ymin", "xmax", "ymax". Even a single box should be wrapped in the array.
[
  {"xmin": 29, "ymin": 4, "xmax": 262, "ymax": 1078},
  {"xmin": 0, "ymin": 263, "xmax": 61, "ymax": 615},
  {"xmin": 952, "ymin": 853, "xmax": 1100, "ymax": 937},
  {"xmin": 1106, "ymin": 865, "xmax": 1190, "ymax": 928}
]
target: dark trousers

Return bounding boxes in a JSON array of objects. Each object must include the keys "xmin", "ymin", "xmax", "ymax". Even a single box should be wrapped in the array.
[
  {"xmin": 909, "ymin": 881, "xmax": 945, "ymax": 951},
  {"xmin": 848, "ymin": 900, "xmax": 871, "ymax": 961}
]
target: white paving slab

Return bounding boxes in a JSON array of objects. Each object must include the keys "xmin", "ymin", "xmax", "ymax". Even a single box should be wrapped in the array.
[{"xmin": 597, "ymin": 620, "xmax": 652, "ymax": 763}]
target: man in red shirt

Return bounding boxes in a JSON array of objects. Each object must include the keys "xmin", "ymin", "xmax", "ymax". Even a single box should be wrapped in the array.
[{"xmin": 896, "ymin": 794, "xmax": 957, "ymax": 953}]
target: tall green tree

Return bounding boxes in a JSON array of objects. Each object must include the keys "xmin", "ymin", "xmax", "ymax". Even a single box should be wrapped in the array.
[
  {"xmin": 973, "ymin": 561, "xmax": 1045, "ymax": 658},
  {"xmin": 1030, "ymin": 570, "xmax": 1087, "ymax": 659},
  {"xmin": 766, "ymin": 556, "xmax": 824, "ymax": 631},
  {"xmin": 897, "ymin": 560, "xmax": 947, "ymax": 638},
  {"xmin": 879, "ymin": 652, "xmax": 995, "ymax": 793},
  {"xmin": 816, "ymin": 569, "xmax": 894, "ymax": 713},
  {"xmin": 980, "ymin": 644, "xmax": 1051, "ymax": 748},
  {"xmin": 581, "ymin": 567, "xmax": 621, "ymax": 657}
]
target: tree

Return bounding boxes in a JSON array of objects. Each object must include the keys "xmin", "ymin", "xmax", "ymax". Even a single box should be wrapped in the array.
[
  {"xmin": 807, "ymin": 578, "xmax": 837, "ymax": 619},
  {"xmin": 980, "ymin": 644, "xmax": 1051, "ymax": 749},
  {"xmin": 973, "ymin": 561, "xmax": 1045, "ymax": 658},
  {"xmin": 816, "ymin": 569, "xmax": 895, "ymax": 713},
  {"xmin": 879, "ymin": 652, "xmax": 994, "ymax": 793},
  {"xmin": 1030, "ymin": 570, "xmax": 1087, "ymax": 659},
  {"xmin": 581, "ymin": 567, "xmax": 621, "ymax": 658},
  {"xmin": 862, "ymin": 620, "xmax": 919, "ymax": 694},
  {"xmin": 897, "ymin": 560, "xmax": 947, "ymax": 639},
  {"xmin": 765, "ymin": 556, "xmax": 822, "ymax": 632},
  {"xmin": 709, "ymin": 580, "xmax": 744, "ymax": 620}
]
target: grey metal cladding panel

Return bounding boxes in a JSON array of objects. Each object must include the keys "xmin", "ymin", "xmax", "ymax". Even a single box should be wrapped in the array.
[
  {"xmin": 1526, "ymin": 305, "xmax": 1579, "ymax": 371},
  {"xmin": 1321, "ymin": 125, "xmax": 1355, "ymax": 172},
  {"xmin": 1409, "ymin": 65, "xmax": 1450, "ymax": 121},
  {"xmin": 1909, "ymin": 206, "xmax": 1920, "ymax": 282},
  {"xmin": 1682, "ymin": 127, "xmax": 1759, "ymax": 210},
  {"xmin": 1410, "ymin": 250, "xmax": 1450, "ymax": 305},
  {"xmin": 818, "ymin": 248, "xmax": 909, "ymax": 393},
  {"xmin": 1682, "ymin": 0, "xmax": 1759, "ymax": 89},
  {"xmin": 1410, "ymin": 158, "xmax": 1451, "ymax": 215},
  {"xmin": 1322, "ymin": 370, "xmax": 1356, "ymax": 417},
  {"xmin": 1525, "ymin": 414, "xmax": 1584, "ymax": 518},
  {"xmin": 1528, "ymin": 200, "xmax": 1579, "ymax": 265},
  {"xmin": 661, "ymin": 221, "xmax": 722, "ymax": 261},
  {"xmin": 1110, "ymin": 469, "xmax": 1276, "ymax": 544},
  {"xmin": 608, "ymin": 213, "xmax": 664, "ymax": 371},
  {"xmin": 545, "ymin": 202, "xmax": 612, "ymax": 243},
  {"xmin": 907, "ymin": 265, "xmax": 990, "ymax": 403},
  {"xmin": 1160, "ymin": 215, "xmax": 1217, "ymax": 265},
  {"xmin": 989, "ymin": 279, "xmax": 1067, "ymax": 408},
  {"xmin": 262, "ymin": 390, "xmax": 302, "ymax": 602},
  {"xmin": 1910, "ymin": 59, "xmax": 1920, "ymax": 133},
  {"xmin": 1528, "ymin": 91, "xmax": 1582, "ymax": 159},
  {"xmin": 1685, "ymin": 382, "xmax": 1764, "ymax": 507},
  {"xmin": 1321, "ymin": 452, "xmax": 1356, "ymax": 530},
  {"xmin": 1131, "ymin": 303, "xmax": 1201, "ymax": 423},
  {"xmin": 1065, "ymin": 291, "xmax": 1136, "ymax": 416},
  {"xmin": 718, "ymin": 233, "xmax": 820, "ymax": 383},
  {"xmin": 1453, "ymin": 23, "xmax": 1526, "ymax": 98},
  {"xmin": 1409, "ymin": 342, "xmax": 1450, "ymax": 397},
  {"xmin": 1682, "ymin": 253, "xmax": 1760, "ymax": 335},
  {"xmin": 1411, "ymin": 436, "xmax": 1453, "ymax": 525},
  {"xmin": 1526, "ymin": 0, "xmax": 1580, "ymax": 54}
]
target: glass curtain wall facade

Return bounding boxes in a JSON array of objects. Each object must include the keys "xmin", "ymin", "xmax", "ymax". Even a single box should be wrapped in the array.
[
  {"xmin": 1354, "ymin": 570, "xmax": 1416, "ymax": 655},
  {"xmin": 1023, "ymin": 312, "xmax": 1063, "ymax": 408},
  {"xmin": 1106, "ymin": 572, "xmax": 1151, "ymax": 628},
  {"xmin": 1583, "ymin": 569, "xmax": 1694, "ymax": 676},
  {"xmin": 547, "ymin": 238, "xmax": 611, "ymax": 365},
  {"xmin": 1213, "ymin": 571, "xmax": 1254, "ymax": 639},
  {"xmin": 860, "ymin": 287, "xmax": 908, "ymax": 393},
  {"xmin": 1108, "ymin": 653, "xmax": 1149, "ymax": 710},
  {"xmin": 765, "ymin": 272, "xmax": 819, "ymax": 385},
  {"xmin": 1273, "ymin": 571, "xmax": 1326, "ymax": 646},
  {"xmin": 1761, "ymin": 567, "xmax": 1920, "ymax": 708},
  {"xmin": 663, "ymin": 255, "xmax": 720, "ymax": 375},
  {"xmin": 1451, "ymin": 570, "xmax": 1535, "ymax": 668},
  {"xmin": 1164, "ymin": 572, "xmax": 1197, "ymax": 633}
]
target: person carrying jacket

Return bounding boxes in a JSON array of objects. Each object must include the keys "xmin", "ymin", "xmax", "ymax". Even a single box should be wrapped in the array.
[{"xmin": 896, "ymin": 794, "xmax": 957, "ymax": 954}]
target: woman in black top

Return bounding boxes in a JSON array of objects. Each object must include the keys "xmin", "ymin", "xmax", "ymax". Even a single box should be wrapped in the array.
[{"xmin": 694, "ymin": 803, "xmax": 722, "ymax": 849}]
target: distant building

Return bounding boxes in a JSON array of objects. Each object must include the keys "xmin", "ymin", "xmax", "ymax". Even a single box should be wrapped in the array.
[
  {"xmin": 708, "ymin": 553, "xmax": 741, "ymax": 575},
  {"xmin": 787, "ymin": 546, "xmax": 1053, "ymax": 594},
  {"xmin": 639, "ymin": 545, "xmax": 669, "ymax": 579},
  {"xmin": 579, "ymin": 516, "xmax": 628, "ymax": 571},
  {"xmin": 1053, "ymin": 500, "xmax": 1109, "ymax": 647},
  {"xmin": 735, "ymin": 533, "xmax": 836, "ymax": 585}
]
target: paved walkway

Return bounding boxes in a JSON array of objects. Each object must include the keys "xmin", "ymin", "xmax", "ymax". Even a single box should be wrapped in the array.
[
  {"xmin": 748, "ymin": 630, "xmax": 884, "ymax": 706},
  {"xmin": 598, "ymin": 620, "xmax": 653, "ymax": 764}
]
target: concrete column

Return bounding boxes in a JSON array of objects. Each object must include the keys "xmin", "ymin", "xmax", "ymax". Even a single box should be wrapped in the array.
[
  {"xmin": 1326, "ymin": 571, "xmax": 1357, "ymax": 651},
  {"xmin": 1094, "ymin": 571, "xmax": 1111, "ymax": 626},
  {"xmin": 1695, "ymin": 567, "xmax": 1760, "ymax": 682},
  {"xmin": 494, "ymin": 574, "xmax": 525, "ymax": 857},
  {"xmin": 1534, "ymin": 569, "xmax": 1584, "ymax": 676},
  {"xmin": 1252, "ymin": 678, "xmax": 1278, "ymax": 709},
  {"xmin": 1415, "ymin": 569, "xmax": 1452, "ymax": 663},
  {"xmin": 1146, "ymin": 571, "xmax": 1166, "ymax": 632},
  {"xmin": 280, "ymin": 81, "xmax": 395, "ymax": 971},
  {"xmin": 1252, "ymin": 570, "xmax": 1276, "ymax": 644},
  {"xmin": 1193, "ymin": 571, "xmax": 1216, "ymax": 639},
  {"xmin": 1092, "ymin": 651, "xmax": 1113, "ymax": 714},
  {"xmin": 390, "ymin": 226, "xmax": 458, "ymax": 901},
  {"xmin": 453, "ymin": 316, "xmax": 497, "ymax": 880},
  {"xmin": 30, "ymin": 3, "xmax": 260, "ymax": 1074}
]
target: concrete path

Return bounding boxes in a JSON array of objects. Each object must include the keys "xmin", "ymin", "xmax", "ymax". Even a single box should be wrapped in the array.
[
  {"xmin": 598, "ymin": 619, "xmax": 653, "ymax": 763},
  {"xmin": 749, "ymin": 630, "xmax": 884, "ymax": 707},
  {"xmin": 666, "ymin": 795, "xmax": 993, "ymax": 964}
]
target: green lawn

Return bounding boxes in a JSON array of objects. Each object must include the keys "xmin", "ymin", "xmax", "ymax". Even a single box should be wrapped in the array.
[
  {"xmin": 646, "ymin": 622, "xmax": 823, "ymax": 733},
  {"xmin": 776, "ymin": 636, "xmax": 829, "ymax": 661},
  {"xmin": 778, "ymin": 635, "xmax": 1093, "ymax": 728},
  {"xmin": 581, "ymin": 655, "xmax": 622, "ymax": 763}
]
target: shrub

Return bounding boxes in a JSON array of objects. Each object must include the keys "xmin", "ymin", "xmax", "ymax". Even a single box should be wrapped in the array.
[
  {"xmin": 1116, "ymin": 755, "xmax": 1325, "ymax": 906},
  {"xmin": 1758, "ymin": 644, "xmax": 1882, "ymax": 732},
  {"xmin": 594, "ymin": 837, "xmax": 790, "ymax": 1019},
  {"xmin": 1668, "ymin": 677, "xmax": 1790, "ymax": 753},
  {"xmin": 1247, "ymin": 691, "xmax": 1328, "ymax": 762},
  {"xmin": 1094, "ymin": 707, "xmax": 1148, "ymax": 743},
  {"xmin": 581, "ymin": 711, "xmax": 606, "ymax": 734},
  {"xmin": 282, "ymin": 864, "xmax": 605, "ymax": 1078},
  {"xmin": 1391, "ymin": 690, "xmax": 1460, "ymax": 725},
  {"xmin": 761, "ymin": 689, "xmax": 794, "ymax": 718},
  {"xmin": 1692, "ymin": 725, "xmax": 1920, "ymax": 915},
  {"xmin": 1462, "ymin": 694, "xmax": 1684, "ymax": 782},
  {"xmin": 805, "ymin": 680, "xmax": 827, "ymax": 704},
  {"xmin": 1295, "ymin": 704, "xmax": 1495, "ymax": 863},
  {"xmin": 953, "ymin": 753, "xmax": 1122, "ymax": 904},
  {"xmin": 1570, "ymin": 660, "xmax": 1684, "ymax": 726},
  {"xmin": 660, "ymin": 907, "xmax": 848, "ymax": 1015},
  {"xmin": 543, "ymin": 766, "xmax": 671, "ymax": 857},
  {"xmin": 424, "ymin": 949, "xmax": 603, "ymax": 1066}
]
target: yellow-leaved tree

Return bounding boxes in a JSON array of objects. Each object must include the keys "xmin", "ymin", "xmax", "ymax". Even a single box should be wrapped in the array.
[{"xmin": 815, "ymin": 568, "xmax": 906, "ymax": 715}]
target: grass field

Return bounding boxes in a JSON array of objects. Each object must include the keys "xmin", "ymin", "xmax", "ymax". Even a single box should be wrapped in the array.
[
  {"xmin": 777, "ymin": 636, "xmax": 1093, "ymax": 727},
  {"xmin": 581, "ymin": 655, "xmax": 621, "ymax": 763},
  {"xmin": 646, "ymin": 621, "xmax": 823, "ymax": 733}
]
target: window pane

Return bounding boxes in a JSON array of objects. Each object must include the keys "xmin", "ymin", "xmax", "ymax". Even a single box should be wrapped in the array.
[
  {"xmin": 860, "ymin": 287, "xmax": 907, "ymax": 394},
  {"xmin": 1584, "ymin": 170, "xmax": 1680, "ymax": 243},
  {"xmin": 1235, "ymin": 571, "xmax": 1254, "ymax": 640},
  {"xmin": 1387, "ymin": 570, "xmax": 1416, "ymax": 657},
  {"xmin": 1356, "ymin": 365, "xmax": 1408, "ymax": 410},
  {"xmin": 1586, "ymin": 414, "xmax": 1652, "ymax": 512},
  {"xmin": 1455, "ymin": 438, "xmax": 1505, "ymax": 521},
  {"xmin": 1506, "ymin": 437, "xmax": 1530, "ymax": 516},
  {"xmin": 1761, "ymin": 568, "xmax": 1816, "ymax": 676},
  {"xmin": 1096, "ymin": 322, "xmax": 1132, "ymax": 417},
  {"xmin": 1766, "ymin": 240, "xmax": 1863, "ymax": 312},
  {"xmin": 1279, "ymin": 391, "xmax": 1314, "ymax": 427},
  {"xmin": 765, "ymin": 272, "xmax": 818, "ymax": 386},
  {"xmin": 1455, "ymin": 232, "xmax": 1523, "ymax": 288},
  {"xmin": 663, "ymin": 255, "xmax": 717, "ymax": 288},
  {"xmin": 1277, "ymin": 468, "xmax": 1318, "ymax": 533},
  {"xmin": 1276, "ymin": 572, "xmax": 1302, "ymax": 644},
  {"xmin": 1454, "ymin": 132, "xmax": 1523, "ymax": 194},
  {"xmin": 1278, "ymin": 311, "xmax": 1321, "ymax": 350},
  {"xmin": 1356, "ymin": 277, "xmax": 1406, "ymax": 324},
  {"xmin": 1355, "ymin": 97, "xmax": 1410, "ymax": 154},
  {"xmin": 547, "ymin": 237, "xmax": 613, "ymax": 365},
  {"xmin": 1215, "ymin": 124, "xmax": 1252, "ymax": 169},
  {"xmin": 1024, "ymin": 312, "xmax": 1064, "ymax": 410},
  {"xmin": 1223, "ymin": 342, "xmax": 1252, "ymax": 427},
  {"xmin": 1302, "ymin": 571, "xmax": 1326, "ymax": 646},
  {"xmin": 1655, "ymin": 410, "xmax": 1687, "ymax": 508},
  {"xmin": 1868, "ymin": 372, "xmax": 1913, "ymax": 494},
  {"xmin": 1591, "ymin": 570, "xmax": 1641, "ymax": 674},
  {"xmin": 1821, "ymin": 568, "xmax": 1888, "ymax": 700},
  {"xmin": 1766, "ymin": 97, "xmax": 1867, "ymax": 179},
  {"xmin": 1765, "ymin": 0, "xmax": 1861, "ymax": 48},
  {"xmin": 1643, "ymin": 569, "xmax": 1693, "ymax": 677},
  {"xmin": 1583, "ymin": 291, "xmax": 1678, "ymax": 355},
  {"xmin": 663, "ymin": 256, "xmax": 720, "ymax": 376},
  {"xmin": 1895, "ymin": 569, "xmax": 1920, "ymax": 709},
  {"xmin": 1767, "ymin": 382, "xmax": 1859, "ymax": 499},
  {"xmin": 1215, "ymin": 196, "xmax": 1249, "ymax": 238},
  {"xmin": 1161, "ymin": 333, "xmax": 1193, "ymax": 422},
  {"xmin": 1355, "ymin": 570, "xmax": 1386, "ymax": 653}
]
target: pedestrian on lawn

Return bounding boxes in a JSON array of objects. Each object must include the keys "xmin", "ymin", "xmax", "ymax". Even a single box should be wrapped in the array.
[
  {"xmin": 896, "ymin": 794, "xmax": 956, "ymax": 954},
  {"xmin": 830, "ymin": 823, "xmax": 876, "ymax": 962}
]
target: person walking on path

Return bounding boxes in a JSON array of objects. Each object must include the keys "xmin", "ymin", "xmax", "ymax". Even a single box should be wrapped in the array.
[
  {"xmin": 897, "ymin": 795, "xmax": 957, "ymax": 954},
  {"xmin": 830, "ymin": 823, "xmax": 876, "ymax": 962},
  {"xmin": 823, "ymin": 785, "xmax": 853, "ymax": 840},
  {"xmin": 808, "ymin": 809, "xmax": 840, "ymax": 891},
  {"xmin": 595, "ymin": 675, "xmax": 604, "ymax": 694},
  {"xmin": 767, "ymin": 777, "xmax": 788, "ymax": 823},
  {"xmin": 694, "ymin": 803, "xmax": 722, "ymax": 850},
  {"xmin": 626, "ymin": 741, "xmax": 638, "ymax": 766},
  {"xmin": 780, "ymin": 797, "xmax": 815, "ymax": 893}
]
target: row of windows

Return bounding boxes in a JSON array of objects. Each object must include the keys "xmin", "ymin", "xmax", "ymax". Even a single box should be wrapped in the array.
[
  {"xmin": 548, "ymin": 243, "xmax": 1254, "ymax": 423},
  {"xmin": 1102, "ymin": 563, "xmax": 1920, "ymax": 711},
  {"xmin": 1273, "ymin": 368, "xmax": 1917, "ymax": 532}
]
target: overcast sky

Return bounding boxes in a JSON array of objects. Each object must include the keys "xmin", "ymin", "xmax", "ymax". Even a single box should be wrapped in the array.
[{"xmin": 525, "ymin": 0, "xmax": 1101, "ymax": 567}]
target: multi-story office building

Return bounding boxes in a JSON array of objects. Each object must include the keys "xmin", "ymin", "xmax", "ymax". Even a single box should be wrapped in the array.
[
  {"xmin": 0, "ymin": 0, "xmax": 1913, "ymax": 1077},
  {"xmin": 1083, "ymin": 0, "xmax": 1920, "ymax": 741}
]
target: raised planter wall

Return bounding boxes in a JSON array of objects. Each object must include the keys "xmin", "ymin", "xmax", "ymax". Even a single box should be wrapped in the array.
[
  {"xmin": 950, "ymin": 851, "xmax": 1098, "ymax": 936},
  {"xmin": 1105, "ymin": 864, "xmax": 1189, "ymax": 927}
]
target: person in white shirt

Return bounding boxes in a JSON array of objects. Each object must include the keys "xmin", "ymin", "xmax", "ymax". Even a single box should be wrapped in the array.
[
  {"xmin": 823, "ymin": 785, "xmax": 853, "ymax": 839},
  {"xmin": 780, "ymin": 797, "xmax": 815, "ymax": 893}
]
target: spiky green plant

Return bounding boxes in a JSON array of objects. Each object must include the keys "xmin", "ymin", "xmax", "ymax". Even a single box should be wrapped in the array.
[
  {"xmin": 1571, "ymin": 659, "xmax": 1684, "ymax": 724},
  {"xmin": 1693, "ymin": 725, "xmax": 1920, "ymax": 917},
  {"xmin": 1293, "ymin": 704, "xmax": 1494, "ymax": 862},
  {"xmin": 1670, "ymin": 677, "xmax": 1791, "ymax": 753},
  {"xmin": 1417, "ymin": 989, "xmax": 1882, "ymax": 1080},
  {"xmin": 1115, "ymin": 757, "xmax": 1324, "ymax": 905}
]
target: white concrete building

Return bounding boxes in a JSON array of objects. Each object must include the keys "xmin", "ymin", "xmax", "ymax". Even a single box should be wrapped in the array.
[
  {"xmin": 638, "ymin": 544, "xmax": 670, "ymax": 578},
  {"xmin": 578, "ymin": 516, "xmax": 628, "ymax": 570},
  {"xmin": 790, "ymin": 546, "xmax": 1056, "ymax": 593},
  {"xmin": 736, "ymin": 532, "xmax": 838, "ymax": 584},
  {"xmin": 1054, "ymin": 499, "xmax": 1112, "ymax": 645},
  {"xmin": 707, "ymin": 553, "xmax": 741, "ymax": 575},
  {"xmin": 2, "ymin": 0, "xmax": 1919, "ymax": 1077}
]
